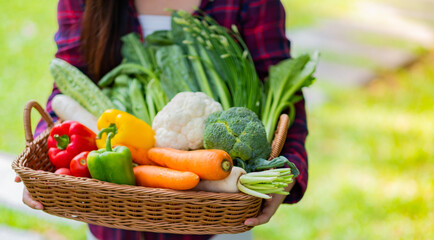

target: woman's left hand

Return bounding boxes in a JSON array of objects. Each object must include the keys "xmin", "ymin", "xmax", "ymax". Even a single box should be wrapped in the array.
[{"xmin": 244, "ymin": 181, "xmax": 295, "ymax": 226}]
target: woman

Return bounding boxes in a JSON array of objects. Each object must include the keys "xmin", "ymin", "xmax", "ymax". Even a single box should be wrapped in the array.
[{"xmin": 17, "ymin": 0, "xmax": 309, "ymax": 239}]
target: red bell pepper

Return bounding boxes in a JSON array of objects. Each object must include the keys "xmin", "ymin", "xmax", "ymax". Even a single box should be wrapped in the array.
[
  {"xmin": 70, "ymin": 151, "xmax": 91, "ymax": 178},
  {"xmin": 47, "ymin": 120, "xmax": 97, "ymax": 169}
]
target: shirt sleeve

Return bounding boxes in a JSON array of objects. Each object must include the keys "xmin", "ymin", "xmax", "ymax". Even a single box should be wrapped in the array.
[
  {"xmin": 281, "ymin": 97, "xmax": 309, "ymax": 204},
  {"xmin": 240, "ymin": 0, "xmax": 308, "ymax": 204},
  {"xmin": 35, "ymin": 0, "xmax": 86, "ymax": 137}
]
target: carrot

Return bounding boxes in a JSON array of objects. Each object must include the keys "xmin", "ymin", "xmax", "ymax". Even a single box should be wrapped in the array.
[
  {"xmin": 133, "ymin": 165, "xmax": 200, "ymax": 190},
  {"xmin": 129, "ymin": 147, "xmax": 155, "ymax": 165},
  {"xmin": 147, "ymin": 148, "xmax": 233, "ymax": 180},
  {"xmin": 113, "ymin": 145, "xmax": 155, "ymax": 165}
]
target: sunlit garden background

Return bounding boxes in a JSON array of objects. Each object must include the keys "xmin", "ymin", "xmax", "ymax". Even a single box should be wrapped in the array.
[{"xmin": 1, "ymin": 0, "xmax": 432, "ymax": 239}]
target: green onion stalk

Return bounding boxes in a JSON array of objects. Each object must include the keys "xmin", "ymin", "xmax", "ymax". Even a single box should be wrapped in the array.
[
  {"xmin": 203, "ymin": 14, "xmax": 263, "ymax": 116},
  {"xmin": 173, "ymin": 10, "xmax": 263, "ymax": 116},
  {"xmin": 172, "ymin": 14, "xmax": 216, "ymax": 101}
]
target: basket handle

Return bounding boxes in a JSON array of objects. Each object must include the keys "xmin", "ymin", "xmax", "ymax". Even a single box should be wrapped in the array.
[
  {"xmin": 268, "ymin": 114, "xmax": 290, "ymax": 160},
  {"xmin": 24, "ymin": 100, "xmax": 54, "ymax": 143}
]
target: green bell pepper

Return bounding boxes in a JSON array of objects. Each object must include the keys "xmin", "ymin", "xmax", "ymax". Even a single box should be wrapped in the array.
[{"xmin": 87, "ymin": 132, "xmax": 136, "ymax": 185}]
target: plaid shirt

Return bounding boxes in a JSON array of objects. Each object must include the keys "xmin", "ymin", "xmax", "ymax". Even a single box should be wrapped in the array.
[{"xmin": 36, "ymin": 0, "xmax": 308, "ymax": 239}]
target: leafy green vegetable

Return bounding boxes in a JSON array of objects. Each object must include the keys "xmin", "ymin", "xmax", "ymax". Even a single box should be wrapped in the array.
[
  {"xmin": 246, "ymin": 156, "xmax": 289, "ymax": 173},
  {"xmin": 108, "ymin": 74, "xmax": 132, "ymax": 113},
  {"xmin": 98, "ymin": 33, "xmax": 169, "ymax": 122},
  {"xmin": 129, "ymin": 78, "xmax": 151, "ymax": 125},
  {"xmin": 156, "ymin": 45, "xmax": 199, "ymax": 99},
  {"xmin": 145, "ymin": 30, "xmax": 174, "ymax": 47},
  {"xmin": 201, "ymin": 13, "xmax": 263, "ymax": 115},
  {"xmin": 144, "ymin": 78, "xmax": 168, "ymax": 121},
  {"xmin": 262, "ymin": 52, "xmax": 319, "ymax": 142},
  {"xmin": 98, "ymin": 63, "xmax": 150, "ymax": 87},
  {"xmin": 171, "ymin": 16, "xmax": 216, "ymax": 100},
  {"xmin": 98, "ymin": 12, "xmax": 317, "ymax": 139},
  {"xmin": 245, "ymin": 156, "xmax": 300, "ymax": 175},
  {"xmin": 121, "ymin": 33, "xmax": 155, "ymax": 74},
  {"xmin": 171, "ymin": 10, "xmax": 262, "ymax": 114}
]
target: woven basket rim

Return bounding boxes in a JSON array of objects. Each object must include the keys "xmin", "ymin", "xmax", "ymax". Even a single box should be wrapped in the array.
[
  {"xmin": 12, "ymin": 101, "xmax": 290, "ymax": 198},
  {"xmin": 11, "ymin": 100, "xmax": 290, "ymax": 234},
  {"xmin": 12, "ymin": 127, "xmax": 260, "ymax": 201}
]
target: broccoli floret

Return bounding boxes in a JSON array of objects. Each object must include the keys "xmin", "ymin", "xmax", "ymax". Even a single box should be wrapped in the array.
[{"xmin": 203, "ymin": 107, "xmax": 271, "ymax": 162}]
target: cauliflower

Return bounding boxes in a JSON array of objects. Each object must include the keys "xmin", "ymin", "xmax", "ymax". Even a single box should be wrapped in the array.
[
  {"xmin": 152, "ymin": 92, "xmax": 222, "ymax": 150},
  {"xmin": 203, "ymin": 107, "xmax": 271, "ymax": 162}
]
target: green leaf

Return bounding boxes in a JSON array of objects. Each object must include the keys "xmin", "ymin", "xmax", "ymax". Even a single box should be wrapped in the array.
[
  {"xmin": 261, "ymin": 52, "xmax": 319, "ymax": 141},
  {"xmin": 129, "ymin": 79, "xmax": 151, "ymax": 125},
  {"xmin": 121, "ymin": 33, "xmax": 153, "ymax": 71},
  {"xmin": 268, "ymin": 54, "xmax": 310, "ymax": 100},
  {"xmin": 285, "ymin": 161, "xmax": 300, "ymax": 178},
  {"xmin": 98, "ymin": 63, "xmax": 151, "ymax": 87},
  {"xmin": 245, "ymin": 156, "xmax": 289, "ymax": 172},
  {"xmin": 156, "ymin": 45, "xmax": 199, "ymax": 99},
  {"xmin": 145, "ymin": 30, "xmax": 174, "ymax": 46}
]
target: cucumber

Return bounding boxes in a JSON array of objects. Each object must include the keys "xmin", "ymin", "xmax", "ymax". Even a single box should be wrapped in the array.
[{"xmin": 50, "ymin": 58, "xmax": 114, "ymax": 117}]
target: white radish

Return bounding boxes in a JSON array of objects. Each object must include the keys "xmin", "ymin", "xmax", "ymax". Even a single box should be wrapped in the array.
[
  {"xmin": 51, "ymin": 94, "xmax": 98, "ymax": 133},
  {"xmin": 193, "ymin": 166, "xmax": 246, "ymax": 193}
]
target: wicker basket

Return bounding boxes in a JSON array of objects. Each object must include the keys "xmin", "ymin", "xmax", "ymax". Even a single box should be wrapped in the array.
[{"xmin": 12, "ymin": 100, "xmax": 289, "ymax": 235}]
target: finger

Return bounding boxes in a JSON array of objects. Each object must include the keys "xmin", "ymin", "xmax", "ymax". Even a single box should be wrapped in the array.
[
  {"xmin": 244, "ymin": 197, "xmax": 282, "ymax": 226},
  {"xmin": 14, "ymin": 176, "xmax": 21, "ymax": 182},
  {"xmin": 244, "ymin": 205, "xmax": 275, "ymax": 226},
  {"xmin": 244, "ymin": 212, "xmax": 272, "ymax": 226},
  {"xmin": 22, "ymin": 188, "xmax": 43, "ymax": 210}
]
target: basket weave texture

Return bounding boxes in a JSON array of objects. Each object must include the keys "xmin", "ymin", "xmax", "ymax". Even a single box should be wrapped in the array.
[{"xmin": 12, "ymin": 101, "xmax": 289, "ymax": 235}]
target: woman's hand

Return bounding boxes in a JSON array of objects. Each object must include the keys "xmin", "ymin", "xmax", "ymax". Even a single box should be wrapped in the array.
[
  {"xmin": 244, "ymin": 181, "xmax": 295, "ymax": 226},
  {"xmin": 14, "ymin": 176, "xmax": 44, "ymax": 210}
]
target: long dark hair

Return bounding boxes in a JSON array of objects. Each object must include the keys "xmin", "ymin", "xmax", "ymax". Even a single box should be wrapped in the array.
[{"xmin": 81, "ymin": 0, "xmax": 129, "ymax": 81}]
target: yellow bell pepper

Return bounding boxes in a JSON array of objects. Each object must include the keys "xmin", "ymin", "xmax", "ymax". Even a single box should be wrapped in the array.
[{"xmin": 96, "ymin": 109, "xmax": 155, "ymax": 165}]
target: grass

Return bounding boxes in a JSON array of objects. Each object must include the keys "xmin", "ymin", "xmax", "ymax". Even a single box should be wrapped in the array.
[
  {"xmin": 281, "ymin": 0, "xmax": 354, "ymax": 28},
  {"xmin": 253, "ymin": 51, "xmax": 434, "ymax": 240},
  {"xmin": 0, "ymin": 205, "xmax": 87, "ymax": 240},
  {"xmin": 0, "ymin": 1, "xmax": 87, "ymax": 239},
  {"xmin": 0, "ymin": 0, "xmax": 57, "ymax": 154}
]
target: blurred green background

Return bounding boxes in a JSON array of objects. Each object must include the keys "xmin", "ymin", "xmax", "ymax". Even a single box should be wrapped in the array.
[{"xmin": 0, "ymin": 0, "xmax": 433, "ymax": 239}]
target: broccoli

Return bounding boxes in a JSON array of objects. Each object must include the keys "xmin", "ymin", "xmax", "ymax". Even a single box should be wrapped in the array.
[{"xmin": 203, "ymin": 107, "xmax": 271, "ymax": 162}]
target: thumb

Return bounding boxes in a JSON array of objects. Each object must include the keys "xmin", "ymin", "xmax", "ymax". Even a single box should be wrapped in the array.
[
  {"xmin": 244, "ymin": 210, "xmax": 273, "ymax": 226},
  {"xmin": 14, "ymin": 176, "xmax": 21, "ymax": 183}
]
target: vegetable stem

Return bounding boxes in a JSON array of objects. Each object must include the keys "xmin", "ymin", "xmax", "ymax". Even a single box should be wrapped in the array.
[
  {"xmin": 237, "ymin": 181, "xmax": 271, "ymax": 199},
  {"xmin": 236, "ymin": 168, "xmax": 296, "ymax": 199},
  {"xmin": 243, "ymin": 171, "xmax": 280, "ymax": 177},
  {"xmin": 239, "ymin": 176, "xmax": 277, "ymax": 184}
]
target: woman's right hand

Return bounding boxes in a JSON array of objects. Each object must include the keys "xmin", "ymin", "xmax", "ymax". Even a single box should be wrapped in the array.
[{"xmin": 15, "ymin": 176, "xmax": 44, "ymax": 210}]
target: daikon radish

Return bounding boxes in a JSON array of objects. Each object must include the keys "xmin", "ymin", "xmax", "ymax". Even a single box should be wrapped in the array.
[
  {"xmin": 193, "ymin": 166, "xmax": 246, "ymax": 193},
  {"xmin": 51, "ymin": 94, "xmax": 98, "ymax": 133}
]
